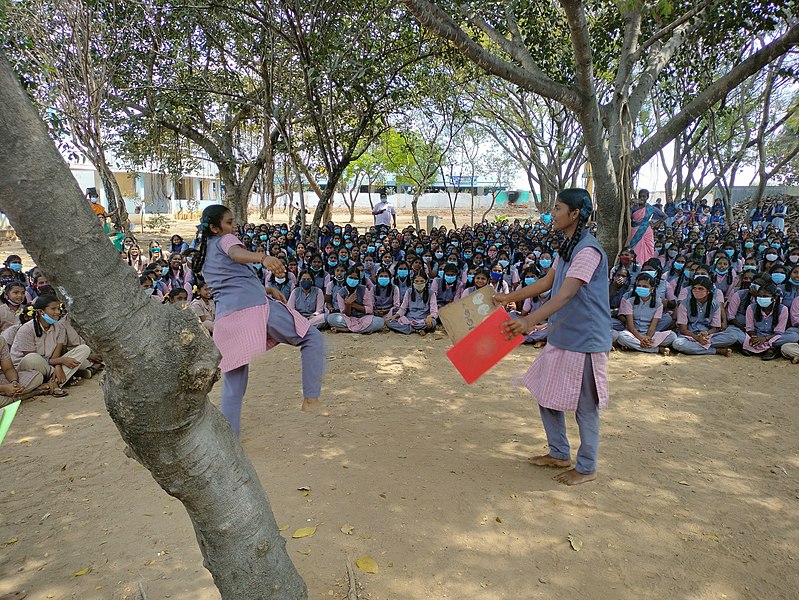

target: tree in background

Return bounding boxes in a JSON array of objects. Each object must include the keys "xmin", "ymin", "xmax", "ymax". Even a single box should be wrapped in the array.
[
  {"xmin": 2, "ymin": 0, "xmax": 132, "ymax": 230},
  {"xmin": 401, "ymin": 0, "xmax": 799, "ymax": 259}
]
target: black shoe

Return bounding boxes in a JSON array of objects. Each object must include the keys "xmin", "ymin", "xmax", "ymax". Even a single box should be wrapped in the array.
[
  {"xmin": 761, "ymin": 349, "xmax": 778, "ymax": 361},
  {"xmin": 741, "ymin": 349, "xmax": 753, "ymax": 357}
]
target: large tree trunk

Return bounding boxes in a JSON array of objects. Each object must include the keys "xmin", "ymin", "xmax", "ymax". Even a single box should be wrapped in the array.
[
  {"xmin": 223, "ymin": 182, "xmax": 249, "ymax": 225},
  {"xmin": 411, "ymin": 191, "xmax": 422, "ymax": 231},
  {"xmin": 0, "ymin": 55, "xmax": 307, "ymax": 600}
]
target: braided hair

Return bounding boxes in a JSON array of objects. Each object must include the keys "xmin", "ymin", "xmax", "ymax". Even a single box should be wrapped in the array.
[
  {"xmin": 633, "ymin": 273, "xmax": 658, "ymax": 308},
  {"xmin": 754, "ymin": 281, "xmax": 781, "ymax": 332},
  {"xmin": 32, "ymin": 294, "xmax": 59, "ymax": 338},
  {"xmin": 192, "ymin": 204, "xmax": 232, "ymax": 275},
  {"xmin": 556, "ymin": 188, "xmax": 593, "ymax": 262},
  {"xmin": 689, "ymin": 275, "xmax": 714, "ymax": 320}
]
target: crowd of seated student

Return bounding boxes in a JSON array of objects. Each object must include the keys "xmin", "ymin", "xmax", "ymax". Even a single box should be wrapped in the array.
[{"xmin": 2, "ymin": 204, "xmax": 797, "ymax": 405}]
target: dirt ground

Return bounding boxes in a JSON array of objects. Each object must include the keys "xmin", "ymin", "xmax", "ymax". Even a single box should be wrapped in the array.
[{"xmin": 2, "ymin": 209, "xmax": 799, "ymax": 599}]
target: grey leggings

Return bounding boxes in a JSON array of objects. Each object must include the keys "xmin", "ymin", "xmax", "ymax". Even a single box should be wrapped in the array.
[{"xmin": 220, "ymin": 302, "xmax": 325, "ymax": 435}]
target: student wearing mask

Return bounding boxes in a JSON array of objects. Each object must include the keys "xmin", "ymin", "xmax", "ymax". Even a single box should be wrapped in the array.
[
  {"xmin": 741, "ymin": 282, "xmax": 799, "ymax": 360},
  {"xmin": 615, "ymin": 274, "xmax": 676, "ymax": 354},
  {"xmin": 326, "ymin": 268, "xmax": 384, "ymax": 334},
  {"xmin": 671, "ymin": 276, "xmax": 744, "ymax": 356},
  {"xmin": 386, "ymin": 273, "xmax": 438, "ymax": 335}
]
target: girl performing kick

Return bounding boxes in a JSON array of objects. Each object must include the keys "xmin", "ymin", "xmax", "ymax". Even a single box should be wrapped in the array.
[
  {"xmin": 497, "ymin": 189, "xmax": 611, "ymax": 486},
  {"xmin": 194, "ymin": 205, "xmax": 325, "ymax": 435}
]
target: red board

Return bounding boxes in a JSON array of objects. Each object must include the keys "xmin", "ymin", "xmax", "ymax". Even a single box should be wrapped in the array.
[{"xmin": 446, "ymin": 306, "xmax": 524, "ymax": 384}]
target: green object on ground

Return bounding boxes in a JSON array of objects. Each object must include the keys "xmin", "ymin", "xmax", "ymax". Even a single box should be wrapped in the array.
[{"xmin": 0, "ymin": 400, "xmax": 21, "ymax": 445}]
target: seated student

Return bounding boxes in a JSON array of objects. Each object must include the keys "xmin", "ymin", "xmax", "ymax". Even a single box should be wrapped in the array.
[
  {"xmin": 496, "ymin": 251, "xmax": 520, "ymax": 290},
  {"xmin": 671, "ymin": 275, "xmax": 745, "ymax": 356},
  {"xmin": 127, "ymin": 245, "xmax": 147, "ymax": 275},
  {"xmin": 461, "ymin": 267, "xmax": 491, "ymax": 298},
  {"xmin": 664, "ymin": 256, "xmax": 690, "ymax": 312},
  {"xmin": 163, "ymin": 253, "xmax": 194, "ymax": 299},
  {"xmin": 10, "ymin": 296, "xmax": 91, "ymax": 396},
  {"xmin": 307, "ymin": 254, "xmax": 327, "ymax": 290},
  {"xmin": 430, "ymin": 263, "xmax": 463, "ymax": 309},
  {"xmin": 782, "ymin": 264, "xmax": 799, "ymax": 309},
  {"xmin": 324, "ymin": 264, "xmax": 348, "ymax": 314},
  {"xmin": 514, "ymin": 267, "xmax": 549, "ymax": 347},
  {"xmin": 386, "ymin": 272, "xmax": 438, "ymax": 336},
  {"xmin": 769, "ymin": 263, "xmax": 788, "ymax": 291},
  {"xmin": 614, "ymin": 274, "xmax": 677, "ymax": 355},
  {"xmin": 488, "ymin": 263, "xmax": 511, "ymax": 295},
  {"xmin": 741, "ymin": 282, "xmax": 799, "ymax": 360},
  {"xmin": 0, "ymin": 334, "xmax": 48, "ymax": 406},
  {"xmin": 726, "ymin": 271, "xmax": 761, "ymax": 330},
  {"xmin": 190, "ymin": 280, "xmax": 217, "ymax": 333},
  {"xmin": 0, "ymin": 282, "xmax": 26, "ymax": 333},
  {"xmin": 393, "ymin": 260, "xmax": 413, "ymax": 300},
  {"xmin": 288, "ymin": 271, "xmax": 326, "ymax": 329},
  {"xmin": 711, "ymin": 254, "xmax": 738, "ymax": 299},
  {"xmin": 640, "ymin": 257, "xmax": 672, "ymax": 330},
  {"xmin": 163, "ymin": 287, "xmax": 189, "ymax": 307},
  {"xmin": 372, "ymin": 268, "xmax": 401, "ymax": 320},
  {"xmin": 327, "ymin": 268, "xmax": 384, "ymax": 333},
  {"xmin": 610, "ymin": 265, "xmax": 631, "ymax": 329}
]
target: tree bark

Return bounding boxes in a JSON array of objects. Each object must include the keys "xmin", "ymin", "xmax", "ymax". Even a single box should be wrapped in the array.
[
  {"xmin": 95, "ymin": 157, "xmax": 131, "ymax": 232},
  {"xmin": 0, "ymin": 55, "xmax": 307, "ymax": 600}
]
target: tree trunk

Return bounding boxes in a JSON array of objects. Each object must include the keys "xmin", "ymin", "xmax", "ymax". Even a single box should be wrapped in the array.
[
  {"xmin": 223, "ymin": 183, "xmax": 249, "ymax": 225},
  {"xmin": 0, "ymin": 55, "xmax": 307, "ymax": 600},
  {"xmin": 411, "ymin": 191, "xmax": 422, "ymax": 231},
  {"xmin": 481, "ymin": 192, "xmax": 497, "ymax": 222},
  {"xmin": 95, "ymin": 157, "xmax": 131, "ymax": 232}
]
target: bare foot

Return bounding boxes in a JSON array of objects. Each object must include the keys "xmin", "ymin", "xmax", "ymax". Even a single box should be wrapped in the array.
[
  {"xmin": 658, "ymin": 347, "xmax": 670, "ymax": 356},
  {"xmin": 528, "ymin": 454, "xmax": 571, "ymax": 468},
  {"xmin": 417, "ymin": 329, "xmax": 427, "ymax": 337},
  {"xmin": 716, "ymin": 348, "xmax": 732, "ymax": 357},
  {"xmin": 792, "ymin": 356, "xmax": 799, "ymax": 364},
  {"xmin": 554, "ymin": 468, "xmax": 597, "ymax": 485},
  {"xmin": 301, "ymin": 397, "xmax": 329, "ymax": 416}
]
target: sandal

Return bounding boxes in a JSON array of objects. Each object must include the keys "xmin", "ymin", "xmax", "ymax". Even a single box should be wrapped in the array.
[{"xmin": 50, "ymin": 385, "xmax": 68, "ymax": 398}]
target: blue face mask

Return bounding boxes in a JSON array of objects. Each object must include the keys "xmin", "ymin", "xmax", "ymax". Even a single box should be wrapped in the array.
[
  {"xmin": 539, "ymin": 259, "xmax": 552, "ymax": 269},
  {"xmin": 758, "ymin": 245, "xmax": 768, "ymax": 253},
  {"xmin": 397, "ymin": 269, "xmax": 409, "ymax": 278},
  {"xmin": 437, "ymin": 270, "xmax": 444, "ymax": 278},
  {"xmin": 724, "ymin": 249, "xmax": 734, "ymax": 257},
  {"xmin": 367, "ymin": 246, "xmax": 375, "ymax": 253},
  {"xmin": 42, "ymin": 313, "xmax": 58, "ymax": 325},
  {"xmin": 463, "ymin": 253, "xmax": 473, "ymax": 260},
  {"xmin": 642, "ymin": 270, "xmax": 657, "ymax": 279},
  {"xmin": 377, "ymin": 276, "xmax": 390, "ymax": 286},
  {"xmin": 789, "ymin": 278, "xmax": 799, "ymax": 286},
  {"xmin": 715, "ymin": 268, "xmax": 728, "ymax": 276},
  {"xmin": 744, "ymin": 241, "xmax": 754, "ymax": 249},
  {"xmin": 667, "ymin": 249, "xmax": 678, "ymax": 258},
  {"xmin": 524, "ymin": 277, "xmax": 537, "ymax": 286},
  {"xmin": 300, "ymin": 280, "xmax": 312, "ymax": 290},
  {"xmin": 771, "ymin": 273, "xmax": 786, "ymax": 285},
  {"xmin": 498, "ymin": 259, "xmax": 509, "ymax": 268},
  {"xmin": 346, "ymin": 277, "xmax": 360, "ymax": 288},
  {"xmin": 345, "ymin": 243, "xmax": 353, "ymax": 249},
  {"xmin": 771, "ymin": 243, "xmax": 781, "ymax": 249},
  {"xmin": 333, "ymin": 240, "xmax": 341, "ymax": 247},
  {"xmin": 452, "ymin": 241, "xmax": 459, "ymax": 248},
  {"xmin": 275, "ymin": 276, "xmax": 286, "ymax": 284},
  {"xmin": 664, "ymin": 243, "xmax": 672, "ymax": 250},
  {"xmin": 533, "ymin": 250, "xmax": 542, "ymax": 258},
  {"xmin": 328, "ymin": 260, "xmax": 337, "ymax": 267},
  {"xmin": 162, "ymin": 267, "xmax": 169, "ymax": 276},
  {"xmin": 260, "ymin": 235, "xmax": 268, "ymax": 241},
  {"xmin": 635, "ymin": 286, "xmax": 651, "ymax": 298},
  {"xmin": 490, "ymin": 271, "xmax": 502, "ymax": 281},
  {"xmin": 435, "ymin": 252, "xmax": 444, "ymax": 259},
  {"xmin": 673, "ymin": 262, "xmax": 685, "ymax": 271},
  {"xmin": 751, "ymin": 283, "xmax": 761, "ymax": 292},
  {"xmin": 467, "ymin": 275, "xmax": 474, "ymax": 284},
  {"xmin": 756, "ymin": 296, "xmax": 773, "ymax": 308},
  {"xmin": 444, "ymin": 275, "xmax": 457, "ymax": 284},
  {"xmin": 8, "ymin": 263, "xmax": 22, "ymax": 272},
  {"xmin": 742, "ymin": 265, "xmax": 756, "ymax": 271}
]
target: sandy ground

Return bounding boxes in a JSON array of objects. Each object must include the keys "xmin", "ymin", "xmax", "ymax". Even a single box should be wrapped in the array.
[
  {"xmin": 2, "ymin": 334, "xmax": 799, "ymax": 600},
  {"xmin": 2, "ymin": 209, "xmax": 799, "ymax": 599}
]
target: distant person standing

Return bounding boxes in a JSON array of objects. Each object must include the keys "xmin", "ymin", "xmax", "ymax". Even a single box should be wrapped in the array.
[
  {"xmin": 372, "ymin": 192, "xmax": 396, "ymax": 229},
  {"xmin": 628, "ymin": 189, "xmax": 665, "ymax": 265},
  {"xmin": 86, "ymin": 187, "xmax": 106, "ymax": 217},
  {"xmin": 769, "ymin": 198, "xmax": 788, "ymax": 232}
]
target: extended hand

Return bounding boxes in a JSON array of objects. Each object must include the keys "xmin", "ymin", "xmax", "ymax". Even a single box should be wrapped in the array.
[
  {"xmin": 500, "ymin": 318, "xmax": 526, "ymax": 340},
  {"xmin": 266, "ymin": 287, "xmax": 287, "ymax": 303},
  {"xmin": 262, "ymin": 256, "xmax": 286, "ymax": 277},
  {"xmin": 493, "ymin": 293, "xmax": 509, "ymax": 306}
]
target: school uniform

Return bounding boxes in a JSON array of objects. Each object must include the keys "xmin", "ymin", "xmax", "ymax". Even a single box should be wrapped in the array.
[
  {"xmin": 203, "ymin": 233, "xmax": 324, "ymax": 435},
  {"xmin": 430, "ymin": 277, "xmax": 462, "ymax": 308},
  {"xmin": 522, "ymin": 231, "xmax": 611, "ymax": 476},
  {"xmin": 1, "ymin": 323, "xmax": 21, "ymax": 348},
  {"xmin": 372, "ymin": 283, "xmax": 401, "ymax": 318},
  {"xmin": 287, "ymin": 287, "xmax": 325, "ymax": 329},
  {"xmin": 10, "ymin": 320, "xmax": 90, "ymax": 385},
  {"xmin": 726, "ymin": 289, "xmax": 753, "ymax": 329},
  {"xmin": 327, "ymin": 286, "xmax": 384, "ymax": 333},
  {"xmin": 671, "ymin": 298, "xmax": 745, "ymax": 355},
  {"xmin": 270, "ymin": 278, "xmax": 294, "ymax": 300},
  {"xmin": 742, "ymin": 304, "xmax": 799, "ymax": 353},
  {"xmin": 782, "ymin": 283, "xmax": 799, "ymax": 310},
  {"xmin": 324, "ymin": 279, "xmax": 346, "ymax": 313},
  {"xmin": 388, "ymin": 288, "xmax": 438, "ymax": 334},
  {"xmin": 0, "ymin": 303, "xmax": 19, "ymax": 333},
  {"xmin": 0, "ymin": 337, "xmax": 43, "ymax": 397},
  {"xmin": 190, "ymin": 297, "xmax": 217, "ymax": 333},
  {"xmin": 518, "ymin": 296, "xmax": 548, "ymax": 343},
  {"xmin": 616, "ymin": 294, "xmax": 677, "ymax": 353}
]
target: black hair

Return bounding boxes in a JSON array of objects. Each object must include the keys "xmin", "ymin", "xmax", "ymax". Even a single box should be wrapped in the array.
[
  {"xmin": 193, "ymin": 204, "xmax": 232, "ymax": 275},
  {"xmin": 473, "ymin": 267, "xmax": 491, "ymax": 288},
  {"xmin": 375, "ymin": 267, "xmax": 394, "ymax": 295},
  {"xmin": 754, "ymin": 281, "xmax": 781, "ymax": 333},
  {"xmin": 410, "ymin": 272, "xmax": 430, "ymax": 304},
  {"xmin": 439, "ymin": 262, "xmax": 460, "ymax": 292},
  {"xmin": 689, "ymin": 275, "xmax": 714, "ymax": 320},
  {"xmin": 633, "ymin": 274, "xmax": 658, "ymax": 308},
  {"xmin": 164, "ymin": 287, "xmax": 188, "ymax": 304},
  {"xmin": 32, "ymin": 294, "xmax": 59, "ymax": 338},
  {"xmin": 0, "ymin": 282, "xmax": 25, "ymax": 307},
  {"xmin": 556, "ymin": 189, "xmax": 593, "ymax": 262}
]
